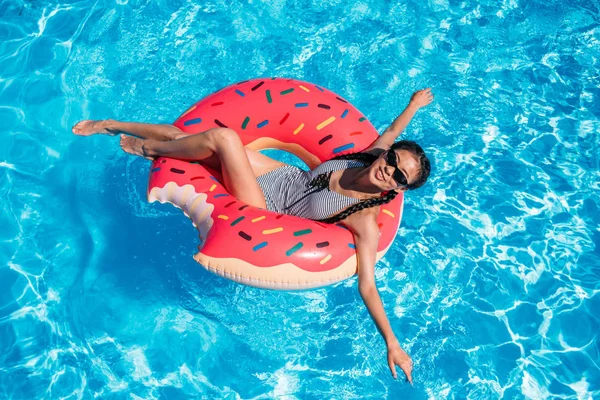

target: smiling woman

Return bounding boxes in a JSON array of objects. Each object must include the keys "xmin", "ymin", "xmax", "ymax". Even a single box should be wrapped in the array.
[{"xmin": 73, "ymin": 77, "xmax": 432, "ymax": 382}]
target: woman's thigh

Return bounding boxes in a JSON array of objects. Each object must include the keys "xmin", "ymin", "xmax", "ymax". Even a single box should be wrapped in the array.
[{"xmin": 198, "ymin": 148, "xmax": 286, "ymax": 179}]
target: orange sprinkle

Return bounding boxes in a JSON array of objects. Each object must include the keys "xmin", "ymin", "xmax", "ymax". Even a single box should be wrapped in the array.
[
  {"xmin": 382, "ymin": 209, "xmax": 395, "ymax": 218},
  {"xmin": 299, "ymin": 85, "xmax": 310, "ymax": 92},
  {"xmin": 320, "ymin": 254, "xmax": 332, "ymax": 265},
  {"xmin": 262, "ymin": 227, "xmax": 283, "ymax": 235},
  {"xmin": 293, "ymin": 123, "xmax": 305, "ymax": 135},
  {"xmin": 316, "ymin": 116, "xmax": 335, "ymax": 130},
  {"xmin": 218, "ymin": 215, "xmax": 229, "ymax": 220},
  {"xmin": 209, "ymin": 184, "xmax": 217, "ymax": 192},
  {"xmin": 252, "ymin": 216, "xmax": 266, "ymax": 223}
]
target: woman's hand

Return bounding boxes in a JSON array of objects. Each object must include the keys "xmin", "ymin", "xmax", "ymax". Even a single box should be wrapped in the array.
[
  {"xmin": 409, "ymin": 88, "xmax": 434, "ymax": 109},
  {"xmin": 387, "ymin": 341, "xmax": 414, "ymax": 384}
]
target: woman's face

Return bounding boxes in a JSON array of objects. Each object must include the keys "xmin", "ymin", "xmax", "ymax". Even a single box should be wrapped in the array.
[{"xmin": 369, "ymin": 148, "xmax": 420, "ymax": 192}]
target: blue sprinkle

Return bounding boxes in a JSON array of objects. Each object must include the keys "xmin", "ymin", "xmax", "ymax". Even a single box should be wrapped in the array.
[
  {"xmin": 151, "ymin": 167, "xmax": 161, "ymax": 172},
  {"xmin": 257, "ymin": 120, "xmax": 269, "ymax": 128},
  {"xmin": 315, "ymin": 85, "xmax": 324, "ymax": 92},
  {"xmin": 333, "ymin": 143, "xmax": 355, "ymax": 154},
  {"xmin": 341, "ymin": 109, "xmax": 349, "ymax": 118},
  {"xmin": 214, "ymin": 194, "xmax": 229, "ymax": 198},
  {"xmin": 253, "ymin": 242, "xmax": 268, "ymax": 251},
  {"xmin": 235, "ymin": 90, "xmax": 245, "ymax": 97},
  {"xmin": 184, "ymin": 118, "xmax": 202, "ymax": 126},
  {"xmin": 295, "ymin": 103, "xmax": 309, "ymax": 108},
  {"xmin": 210, "ymin": 176, "xmax": 218, "ymax": 181},
  {"xmin": 348, "ymin": 243, "xmax": 356, "ymax": 249}
]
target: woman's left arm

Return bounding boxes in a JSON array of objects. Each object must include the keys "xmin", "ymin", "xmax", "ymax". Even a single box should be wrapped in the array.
[{"xmin": 343, "ymin": 209, "xmax": 414, "ymax": 383}]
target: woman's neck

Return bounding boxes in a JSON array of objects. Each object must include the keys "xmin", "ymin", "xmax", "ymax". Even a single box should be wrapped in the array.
[{"xmin": 339, "ymin": 166, "xmax": 381, "ymax": 197}]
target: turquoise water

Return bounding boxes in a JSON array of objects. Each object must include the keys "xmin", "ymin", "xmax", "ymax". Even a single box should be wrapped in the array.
[{"xmin": 1, "ymin": 0, "xmax": 599, "ymax": 398}]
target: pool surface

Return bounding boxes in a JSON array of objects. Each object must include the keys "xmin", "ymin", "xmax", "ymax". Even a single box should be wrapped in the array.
[{"xmin": 1, "ymin": 0, "xmax": 599, "ymax": 398}]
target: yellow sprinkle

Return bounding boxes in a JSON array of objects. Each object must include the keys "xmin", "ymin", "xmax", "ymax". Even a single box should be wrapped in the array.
[
  {"xmin": 316, "ymin": 116, "xmax": 335, "ymax": 130},
  {"xmin": 299, "ymin": 85, "xmax": 310, "ymax": 92},
  {"xmin": 252, "ymin": 216, "xmax": 266, "ymax": 223},
  {"xmin": 262, "ymin": 227, "xmax": 283, "ymax": 235},
  {"xmin": 209, "ymin": 184, "xmax": 217, "ymax": 192},
  {"xmin": 218, "ymin": 215, "xmax": 229, "ymax": 220},
  {"xmin": 382, "ymin": 209, "xmax": 395, "ymax": 218},
  {"xmin": 180, "ymin": 105, "xmax": 196, "ymax": 117},
  {"xmin": 293, "ymin": 123, "xmax": 305, "ymax": 135},
  {"xmin": 320, "ymin": 254, "xmax": 332, "ymax": 265}
]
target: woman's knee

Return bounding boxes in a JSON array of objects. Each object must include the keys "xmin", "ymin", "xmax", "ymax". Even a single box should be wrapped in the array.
[{"xmin": 205, "ymin": 127, "xmax": 241, "ymax": 149}]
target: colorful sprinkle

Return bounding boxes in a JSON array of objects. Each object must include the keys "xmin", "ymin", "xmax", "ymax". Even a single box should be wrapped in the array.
[
  {"xmin": 266, "ymin": 90, "xmax": 272, "ymax": 103},
  {"xmin": 215, "ymin": 119, "xmax": 227, "ymax": 127},
  {"xmin": 257, "ymin": 120, "xmax": 269, "ymax": 128},
  {"xmin": 218, "ymin": 215, "xmax": 229, "ymax": 220},
  {"xmin": 336, "ymin": 97, "xmax": 348, "ymax": 103},
  {"xmin": 214, "ymin": 194, "xmax": 229, "ymax": 198},
  {"xmin": 382, "ymin": 209, "xmax": 395, "ymax": 218},
  {"xmin": 315, "ymin": 85, "xmax": 324, "ymax": 92},
  {"xmin": 275, "ymin": 215, "xmax": 284, "ymax": 220},
  {"xmin": 316, "ymin": 241, "xmax": 329, "ymax": 248},
  {"xmin": 279, "ymin": 113, "xmax": 290, "ymax": 125},
  {"xmin": 359, "ymin": 117, "xmax": 366, "ymax": 122},
  {"xmin": 251, "ymin": 81, "xmax": 264, "ymax": 91},
  {"xmin": 333, "ymin": 143, "xmax": 355, "ymax": 154},
  {"xmin": 286, "ymin": 242, "xmax": 303, "ymax": 256},
  {"xmin": 210, "ymin": 176, "xmax": 218, "ymax": 181},
  {"xmin": 242, "ymin": 116, "xmax": 250, "ymax": 129},
  {"xmin": 211, "ymin": 101, "xmax": 224, "ymax": 106},
  {"xmin": 318, "ymin": 135, "xmax": 333, "ymax": 145},
  {"xmin": 225, "ymin": 201, "xmax": 236, "ymax": 208},
  {"xmin": 341, "ymin": 109, "xmax": 349, "ymax": 118},
  {"xmin": 316, "ymin": 116, "xmax": 335, "ymax": 130},
  {"xmin": 239, "ymin": 231, "xmax": 252, "ymax": 241},
  {"xmin": 209, "ymin": 184, "xmax": 217, "ymax": 192},
  {"xmin": 349, "ymin": 131, "xmax": 363, "ymax": 136},
  {"xmin": 235, "ymin": 89, "xmax": 245, "ymax": 97},
  {"xmin": 299, "ymin": 85, "xmax": 310, "ymax": 92},
  {"xmin": 293, "ymin": 229, "xmax": 312, "ymax": 236},
  {"xmin": 280, "ymin": 88, "xmax": 294, "ymax": 95},
  {"xmin": 151, "ymin": 167, "xmax": 161, "ymax": 172},
  {"xmin": 348, "ymin": 243, "xmax": 356, "ymax": 249},
  {"xmin": 161, "ymin": 159, "xmax": 166, "ymax": 163},
  {"xmin": 231, "ymin": 216, "xmax": 245, "ymax": 226},
  {"xmin": 184, "ymin": 118, "xmax": 202, "ymax": 126},
  {"xmin": 320, "ymin": 254, "xmax": 332, "ymax": 265},
  {"xmin": 293, "ymin": 123, "xmax": 305, "ymax": 135},
  {"xmin": 238, "ymin": 205, "xmax": 249, "ymax": 211},
  {"xmin": 263, "ymin": 227, "xmax": 283, "ymax": 235},
  {"xmin": 253, "ymin": 242, "xmax": 268, "ymax": 251},
  {"xmin": 317, "ymin": 104, "xmax": 331, "ymax": 110},
  {"xmin": 295, "ymin": 103, "xmax": 309, "ymax": 108},
  {"xmin": 190, "ymin": 176, "xmax": 205, "ymax": 180},
  {"xmin": 252, "ymin": 216, "xmax": 266, "ymax": 223}
]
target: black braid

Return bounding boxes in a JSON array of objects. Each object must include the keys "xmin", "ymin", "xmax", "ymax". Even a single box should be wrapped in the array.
[{"xmin": 319, "ymin": 191, "xmax": 398, "ymax": 224}]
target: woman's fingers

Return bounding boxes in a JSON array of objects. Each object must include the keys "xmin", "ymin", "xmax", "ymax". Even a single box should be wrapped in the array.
[
  {"xmin": 400, "ymin": 362, "xmax": 413, "ymax": 384},
  {"xmin": 388, "ymin": 359, "xmax": 398, "ymax": 379}
]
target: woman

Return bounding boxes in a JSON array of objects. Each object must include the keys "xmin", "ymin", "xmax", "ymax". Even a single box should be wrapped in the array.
[{"xmin": 73, "ymin": 88, "xmax": 433, "ymax": 384}]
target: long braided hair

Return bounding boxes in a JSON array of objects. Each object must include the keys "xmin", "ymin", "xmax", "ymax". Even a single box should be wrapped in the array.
[{"xmin": 312, "ymin": 140, "xmax": 431, "ymax": 224}]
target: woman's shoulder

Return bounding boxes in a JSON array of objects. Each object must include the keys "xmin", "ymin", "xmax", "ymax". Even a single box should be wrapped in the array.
[{"xmin": 340, "ymin": 204, "xmax": 380, "ymax": 232}]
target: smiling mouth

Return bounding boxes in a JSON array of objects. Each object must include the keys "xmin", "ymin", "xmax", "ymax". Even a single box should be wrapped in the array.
[{"xmin": 376, "ymin": 167, "xmax": 385, "ymax": 181}]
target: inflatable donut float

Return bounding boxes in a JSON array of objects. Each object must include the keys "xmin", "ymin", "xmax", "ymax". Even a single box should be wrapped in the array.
[{"xmin": 148, "ymin": 77, "xmax": 404, "ymax": 290}]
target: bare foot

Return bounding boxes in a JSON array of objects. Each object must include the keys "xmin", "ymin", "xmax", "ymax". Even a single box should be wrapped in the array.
[
  {"xmin": 72, "ymin": 119, "xmax": 116, "ymax": 136},
  {"xmin": 120, "ymin": 134, "xmax": 154, "ymax": 160}
]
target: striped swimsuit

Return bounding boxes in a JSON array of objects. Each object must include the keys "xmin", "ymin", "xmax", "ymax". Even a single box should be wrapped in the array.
[{"xmin": 256, "ymin": 159, "xmax": 367, "ymax": 220}]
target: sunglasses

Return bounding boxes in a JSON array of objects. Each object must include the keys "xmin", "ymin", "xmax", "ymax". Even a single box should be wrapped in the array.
[{"xmin": 385, "ymin": 150, "xmax": 409, "ymax": 187}]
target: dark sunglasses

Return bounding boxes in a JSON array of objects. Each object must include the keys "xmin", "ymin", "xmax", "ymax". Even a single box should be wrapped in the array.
[{"xmin": 385, "ymin": 150, "xmax": 409, "ymax": 187}]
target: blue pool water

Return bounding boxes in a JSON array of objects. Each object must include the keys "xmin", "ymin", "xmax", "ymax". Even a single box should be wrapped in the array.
[{"xmin": 1, "ymin": 0, "xmax": 599, "ymax": 398}]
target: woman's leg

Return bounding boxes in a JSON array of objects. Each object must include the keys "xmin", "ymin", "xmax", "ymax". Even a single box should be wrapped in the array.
[
  {"xmin": 122, "ymin": 127, "xmax": 268, "ymax": 208},
  {"xmin": 72, "ymin": 119, "xmax": 187, "ymax": 141}
]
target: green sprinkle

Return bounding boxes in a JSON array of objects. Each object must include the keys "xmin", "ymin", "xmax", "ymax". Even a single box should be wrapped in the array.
[
  {"xmin": 280, "ymin": 88, "xmax": 294, "ymax": 95},
  {"xmin": 359, "ymin": 117, "xmax": 366, "ymax": 122},
  {"xmin": 293, "ymin": 229, "xmax": 312, "ymax": 236},
  {"xmin": 231, "ymin": 216, "xmax": 245, "ymax": 226},
  {"xmin": 266, "ymin": 90, "xmax": 272, "ymax": 103},
  {"xmin": 242, "ymin": 116, "xmax": 250, "ymax": 129},
  {"xmin": 286, "ymin": 242, "xmax": 303, "ymax": 256}
]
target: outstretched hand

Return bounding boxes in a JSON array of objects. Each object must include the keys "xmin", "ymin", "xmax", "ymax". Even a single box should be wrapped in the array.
[
  {"xmin": 409, "ymin": 88, "xmax": 434, "ymax": 109},
  {"xmin": 387, "ymin": 342, "xmax": 414, "ymax": 384}
]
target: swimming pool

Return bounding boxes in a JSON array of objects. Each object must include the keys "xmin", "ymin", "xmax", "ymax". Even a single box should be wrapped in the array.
[{"xmin": 1, "ymin": 0, "xmax": 598, "ymax": 398}]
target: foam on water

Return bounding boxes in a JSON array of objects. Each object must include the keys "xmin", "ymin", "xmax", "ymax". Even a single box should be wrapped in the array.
[{"xmin": 1, "ymin": 0, "xmax": 599, "ymax": 398}]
